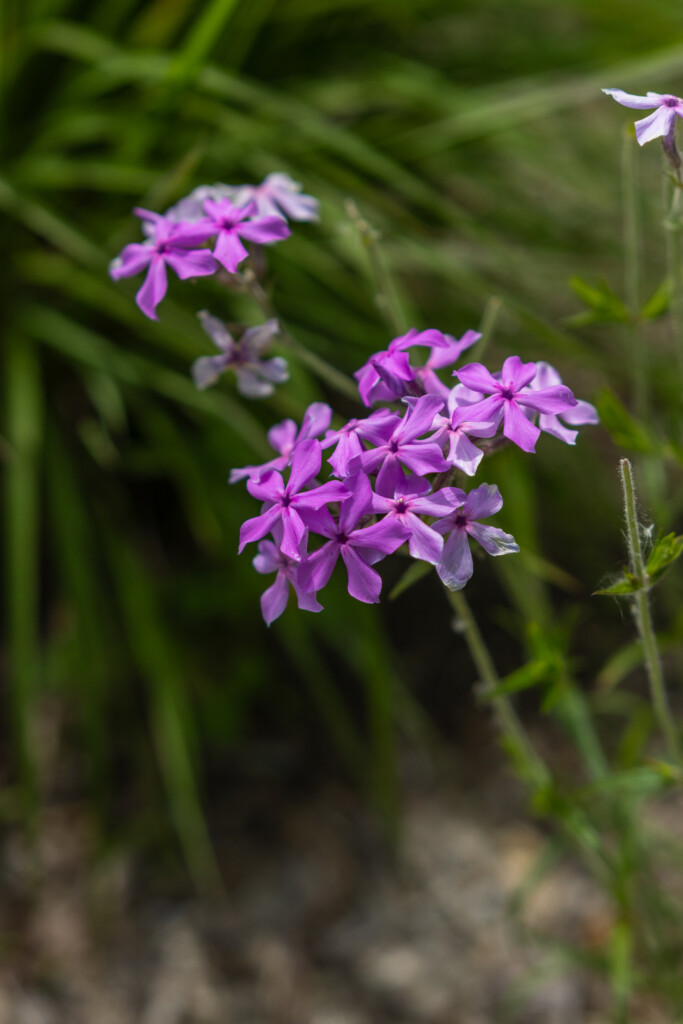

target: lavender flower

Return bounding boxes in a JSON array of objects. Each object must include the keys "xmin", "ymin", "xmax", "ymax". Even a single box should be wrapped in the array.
[
  {"xmin": 530, "ymin": 363, "xmax": 599, "ymax": 445},
  {"xmin": 253, "ymin": 525, "xmax": 323, "ymax": 625},
  {"xmin": 370, "ymin": 475, "xmax": 465, "ymax": 566},
  {"xmin": 192, "ymin": 313, "xmax": 288, "ymax": 398},
  {"xmin": 202, "ymin": 198, "xmax": 290, "ymax": 274},
  {"xmin": 229, "ymin": 173, "xmax": 320, "ymax": 223},
  {"xmin": 229, "ymin": 403, "xmax": 332, "ymax": 483},
  {"xmin": 238, "ymin": 439, "xmax": 349, "ymax": 561},
  {"xmin": 602, "ymin": 88, "xmax": 683, "ymax": 146},
  {"xmin": 355, "ymin": 328, "xmax": 452, "ymax": 406},
  {"xmin": 298, "ymin": 474, "xmax": 410, "ymax": 604},
  {"xmin": 433, "ymin": 483, "xmax": 519, "ymax": 590},
  {"xmin": 430, "ymin": 389, "xmax": 497, "ymax": 476},
  {"xmin": 358, "ymin": 394, "xmax": 449, "ymax": 494},
  {"xmin": 109, "ymin": 208, "xmax": 217, "ymax": 320},
  {"xmin": 321, "ymin": 409, "xmax": 400, "ymax": 478},
  {"xmin": 454, "ymin": 356, "xmax": 577, "ymax": 453}
]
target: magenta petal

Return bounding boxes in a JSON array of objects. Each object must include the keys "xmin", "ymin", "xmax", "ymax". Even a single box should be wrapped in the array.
[
  {"xmin": 268, "ymin": 419, "xmax": 298, "ymax": 455},
  {"xmin": 247, "ymin": 473, "xmax": 285, "ymax": 505},
  {"xmin": 516, "ymin": 385, "xmax": 577, "ymax": 414},
  {"xmin": 338, "ymin": 473, "xmax": 372, "ymax": 533},
  {"xmin": 398, "ymin": 394, "xmax": 445, "ymax": 442},
  {"xmin": 295, "ymin": 479, "xmax": 350, "ymax": 509},
  {"xmin": 300, "ymin": 402, "xmax": 333, "ymax": 439},
  {"xmin": 280, "ymin": 507, "xmax": 307, "ymax": 560},
  {"xmin": 437, "ymin": 530, "xmax": 473, "ymax": 591},
  {"xmin": 253, "ymin": 539, "xmax": 281, "ymax": 575},
  {"xmin": 214, "ymin": 230, "xmax": 249, "ymax": 272},
  {"xmin": 455, "ymin": 362, "xmax": 499, "ymax": 394},
  {"xmin": 260, "ymin": 573, "xmax": 290, "ymax": 625},
  {"xmin": 238, "ymin": 504, "xmax": 282, "ymax": 553},
  {"xmin": 538, "ymin": 414, "xmax": 578, "ymax": 445},
  {"xmin": 340, "ymin": 546, "xmax": 382, "ymax": 603},
  {"xmin": 238, "ymin": 216, "xmax": 291, "ymax": 244},
  {"xmin": 410, "ymin": 487, "xmax": 465, "ymax": 518},
  {"xmin": 399, "ymin": 443, "xmax": 450, "ymax": 477},
  {"xmin": 375, "ymin": 455, "xmax": 404, "ymax": 497},
  {"xmin": 406, "ymin": 514, "xmax": 443, "ymax": 565},
  {"xmin": 110, "ymin": 243, "xmax": 153, "ymax": 279},
  {"xmin": 135, "ymin": 256, "xmax": 168, "ymax": 319},
  {"xmin": 463, "ymin": 482, "xmax": 503, "ymax": 521},
  {"xmin": 501, "ymin": 356, "xmax": 537, "ymax": 390},
  {"xmin": 503, "ymin": 401, "xmax": 540, "ymax": 452},
  {"xmin": 298, "ymin": 541, "xmax": 340, "ymax": 593},
  {"xmin": 351, "ymin": 517, "xmax": 409, "ymax": 555},
  {"xmin": 165, "ymin": 249, "xmax": 217, "ymax": 279},
  {"xmin": 288, "ymin": 438, "xmax": 322, "ymax": 494},
  {"xmin": 447, "ymin": 433, "xmax": 484, "ymax": 475}
]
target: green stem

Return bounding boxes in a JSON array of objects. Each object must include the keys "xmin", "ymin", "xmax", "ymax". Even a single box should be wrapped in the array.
[
  {"xmin": 243, "ymin": 270, "xmax": 360, "ymax": 403},
  {"xmin": 622, "ymin": 131, "xmax": 647, "ymax": 422},
  {"xmin": 663, "ymin": 161, "xmax": 683, "ymax": 377},
  {"xmin": 446, "ymin": 588, "xmax": 549, "ymax": 791},
  {"xmin": 345, "ymin": 199, "xmax": 408, "ymax": 335},
  {"xmin": 619, "ymin": 458, "xmax": 682, "ymax": 767}
]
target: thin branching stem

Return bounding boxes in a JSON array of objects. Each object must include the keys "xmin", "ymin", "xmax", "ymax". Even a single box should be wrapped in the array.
[
  {"xmin": 619, "ymin": 458, "xmax": 682, "ymax": 767},
  {"xmin": 446, "ymin": 588, "xmax": 549, "ymax": 791}
]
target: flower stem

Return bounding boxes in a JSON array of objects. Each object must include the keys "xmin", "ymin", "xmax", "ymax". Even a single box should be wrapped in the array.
[
  {"xmin": 242, "ymin": 270, "xmax": 360, "ymax": 403},
  {"xmin": 619, "ymin": 458, "xmax": 682, "ymax": 767},
  {"xmin": 446, "ymin": 588, "xmax": 549, "ymax": 791},
  {"xmin": 622, "ymin": 131, "xmax": 648, "ymax": 423},
  {"xmin": 663, "ymin": 158, "xmax": 683, "ymax": 377}
]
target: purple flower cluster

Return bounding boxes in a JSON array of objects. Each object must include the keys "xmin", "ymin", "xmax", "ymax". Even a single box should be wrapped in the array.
[
  {"xmin": 109, "ymin": 173, "xmax": 317, "ymax": 321},
  {"xmin": 233, "ymin": 330, "xmax": 598, "ymax": 625}
]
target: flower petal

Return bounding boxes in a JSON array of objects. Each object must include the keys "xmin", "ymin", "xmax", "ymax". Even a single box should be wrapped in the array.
[
  {"xmin": 214, "ymin": 230, "xmax": 249, "ymax": 272},
  {"xmin": 503, "ymin": 400, "xmax": 541, "ymax": 452},
  {"xmin": 135, "ymin": 256, "xmax": 168, "ymax": 319},
  {"xmin": 634, "ymin": 106, "xmax": 677, "ymax": 145},
  {"xmin": 238, "ymin": 216, "xmax": 291, "ymax": 245},
  {"xmin": 260, "ymin": 573, "xmax": 290, "ymax": 625},
  {"xmin": 602, "ymin": 88, "xmax": 662, "ymax": 109},
  {"xmin": 437, "ymin": 530, "xmax": 473, "ymax": 591},
  {"xmin": 340, "ymin": 547, "xmax": 382, "ymax": 603},
  {"xmin": 467, "ymin": 522, "xmax": 519, "ymax": 557}
]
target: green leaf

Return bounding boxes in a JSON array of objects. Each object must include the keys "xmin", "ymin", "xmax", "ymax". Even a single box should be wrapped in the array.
[
  {"xmin": 595, "ymin": 389, "xmax": 660, "ymax": 454},
  {"xmin": 593, "ymin": 572, "xmax": 642, "ymax": 597},
  {"xmin": 640, "ymin": 277, "xmax": 671, "ymax": 320},
  {"xmin": 646, "ymin": 532, "xmax": 683, "ymax": 585},
  {"xmin": 482, "ymin": 659, "xmax": 552, "ymax": 698},
  {"xmin": 568, "ymin": 276, "xmax": 630, "ymax": 326}
]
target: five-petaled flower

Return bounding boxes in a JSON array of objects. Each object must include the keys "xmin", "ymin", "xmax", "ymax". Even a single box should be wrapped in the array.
[
  {"xmin": 602, "ymin": 88, "xmax": 683, "ymax": 146},
  {"xmin": 109, "ymin": 208, "xmax": 217, "ymax": 320},
  {"xmin": 454, "ymin": 356, "xmax": 578, "ymax": 453},
  {"xmin": 192, "ymin": 313, "xmax": 288, "ymax": 398},
  {"xmin": 433, "ymin": 483, "xmax": 519, "ymax": 591}
]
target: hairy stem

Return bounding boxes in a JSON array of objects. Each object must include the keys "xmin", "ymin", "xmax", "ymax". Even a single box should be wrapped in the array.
[
  {"xmin": 345, "ymin": 199, "xmax": 408, "ymax": 335},
  {"xmin": 619, "ymin": 458, "xmax": 682, "ymax": 767}
]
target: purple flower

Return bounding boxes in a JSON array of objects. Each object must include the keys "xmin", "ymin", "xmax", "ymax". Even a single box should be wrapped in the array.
[
  {"xmin": 454, "ymin": 356, "xmax": 577, "ymax": 453},
  {"xmin": 433, "ymin": 483, "xmax": 519, "ymax": 591},
  {"xmin": 202, "ymin": 198, "xmax": 290, "ymax": 273},
  {"xmin": 238, "ymin": 439, "xmax": 349, "ymax": 561},
  {"xmin": 358, "ymin": 394, "xmax": 450, "ymax": 494},
  {"xmin": 321, "ymin": 408, "xmax": 400, "ymax": 478},
  {"xmin": 530, "ymin": 363, "xmax": 599, "ymax": 445},
  {"xmin": 414, "ymin": 330, "xmax": 481, "ymax": 397},
  {"xmin": 163, "ymin": 184, "xmax": 235, "ymax": 224},
  {"xmin": 430, "ymin": 389, "xmax": 497, "ymax": 476},
  {"xmin": 109, "ymin": 208, "xmax": 217, "ymax": 320},
  {"xmin": 191, "ymin": 313, "xmax": 288, "ymax": 397},
  {"xmin": 298, "ymin": 474, "xmax": 410, "ymax": 604},
  {"xmin": 229, "ymin": 173, "xmax": 320, "ymax": 223},
  {"xmin": 370, "ymin": 475, "xmax": 465, "ymax": 566},
  {"xmin": 229, "ymin": 402, "xmax": 332, "ymax": 484},
  {"xmin": 354, "ymin": 328, "xmax": 453, "ymax": 406},
  {"xmin": 602, "ymin": 88, "xmax": 683, "ymax": 146},
  {"xmin": 253, "ymin": 526, "xmax": 323, "ymax": 626}
]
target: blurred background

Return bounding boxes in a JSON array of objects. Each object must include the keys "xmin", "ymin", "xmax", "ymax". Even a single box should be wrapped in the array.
[{"xmin": 3, "ymin": 0, "xmax": 683, "ymax": 1020}]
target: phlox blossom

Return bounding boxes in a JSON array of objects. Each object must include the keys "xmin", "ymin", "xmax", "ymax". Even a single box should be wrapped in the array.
[
  {"xmin": 433, "ymin": 483, "xmax": 519, "ymax": 591},
  {"xmin": 602, "ymin": 88, "xmax": 683, "ymax": 146},
  {"xmin": 192, "ymin": 313, "xmax": 288, "ymax": 398}
]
